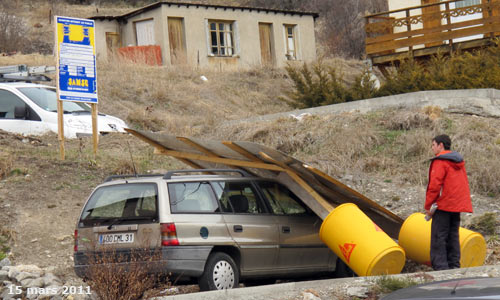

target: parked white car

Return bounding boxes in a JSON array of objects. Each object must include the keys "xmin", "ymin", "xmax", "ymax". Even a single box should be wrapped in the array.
[{"xmin": 0, "ymin": 82, "xmax": 128, "ymax": 138}]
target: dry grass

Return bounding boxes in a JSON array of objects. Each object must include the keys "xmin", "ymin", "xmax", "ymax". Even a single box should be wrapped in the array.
[
  {"xmin": 212, "ymin": 109, "xmax": 500, "ymax": 197},
  {"xmin": 0, "ymin": 151, "xmax": 13, "ymax": 179},
  {"xmin": 96, "ymin": 55, "xmax": 293, "ymax": 135},
  {"xmin": 84, "ymin": 246, "xmax": 169, "ymax": 300}
]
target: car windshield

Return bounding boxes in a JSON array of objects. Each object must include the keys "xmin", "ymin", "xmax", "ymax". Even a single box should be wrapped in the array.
[{"xmin": 18, "ymin": 87, "xmax": 91, "ymax": 113}]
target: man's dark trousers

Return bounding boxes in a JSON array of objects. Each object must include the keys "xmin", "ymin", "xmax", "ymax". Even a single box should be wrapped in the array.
[{"xmin": 430, "ymin": 210, "xmax": 461, "ymax": 270}]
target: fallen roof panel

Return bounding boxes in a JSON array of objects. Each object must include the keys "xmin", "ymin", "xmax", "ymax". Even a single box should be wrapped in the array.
[{"xmin": 126, "ymin": 128, "xmax": 404, "ymax": 238}]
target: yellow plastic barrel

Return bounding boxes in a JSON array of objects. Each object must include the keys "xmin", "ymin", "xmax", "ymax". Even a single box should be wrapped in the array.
[
  {"xmin": 319, "ymin": 203, "xmax": 406, "ymax": 276},
  {"xmin": 398, "ymin": 212, "xmax": 486, "ymax": 267}
]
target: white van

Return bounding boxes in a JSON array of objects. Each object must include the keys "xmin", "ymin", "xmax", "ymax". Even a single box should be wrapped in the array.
[{"xmin": 0, "ymin": 82, "xmax": 128, "ymax": 138}]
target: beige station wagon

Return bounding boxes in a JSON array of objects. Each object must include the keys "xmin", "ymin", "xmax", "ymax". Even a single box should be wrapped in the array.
[{"xmin": 74, "ymin": 169, "xmax": 352, "ymax": 290}]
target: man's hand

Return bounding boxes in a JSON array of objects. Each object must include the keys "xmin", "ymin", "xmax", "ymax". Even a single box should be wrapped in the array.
[{"xmin": 425, "ymin": 209, "xmax": 431, "ymax": 218}]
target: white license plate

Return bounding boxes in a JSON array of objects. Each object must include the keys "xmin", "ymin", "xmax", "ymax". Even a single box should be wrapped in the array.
[{"xmin": 99, "ymin": 233, "xmax": 134, "ymax": 244}]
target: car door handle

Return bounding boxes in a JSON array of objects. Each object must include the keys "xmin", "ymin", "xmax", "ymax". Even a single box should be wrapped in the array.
[
  {"xmin": 233, "ymin": 225, "xmax": 243, "ymax": 232},
  {"xmin": 282, "ymin": 226, "xmax": 290, "ymax": 234}
]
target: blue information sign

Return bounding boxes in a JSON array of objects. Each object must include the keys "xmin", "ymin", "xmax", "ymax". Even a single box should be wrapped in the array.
[{"xmin": 56, "ymin": 16, "xmax": 98, "ymax": 103}]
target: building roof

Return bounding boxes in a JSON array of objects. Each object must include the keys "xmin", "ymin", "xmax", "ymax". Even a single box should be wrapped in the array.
[{"xmin": 91, "ymin": 1, "xmax": 319, "ymax": 21}]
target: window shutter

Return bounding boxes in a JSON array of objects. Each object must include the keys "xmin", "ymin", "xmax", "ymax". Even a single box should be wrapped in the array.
[
  {"xmin": 233, "ymin": 21, "xmax": 240, "ymax": 56},
  {"xmin": 204, "ymin": 19, "xmax": 213, "ymax": 56}
]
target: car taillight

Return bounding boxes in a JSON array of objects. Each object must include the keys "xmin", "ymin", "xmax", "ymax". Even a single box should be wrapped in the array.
[
  {"xmin": 161, "ymin": 223, "xmax": 179, "ymax": 246},
  {"xmin": 74, "ymin": 229, "xmax": 78, "ymax": 252}
]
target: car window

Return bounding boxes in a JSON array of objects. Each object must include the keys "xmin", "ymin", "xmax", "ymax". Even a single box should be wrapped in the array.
[
  {"xmin": 258, "ymin": 182, "xmax": 307, "ymax": 215},
  {"xmin": 169, "ymin": 182, "xmax": 219, "ymax": 213},
  {"xmin": 80, "ymin": 183, "xmax": 158, "ymax": 225},
  {"xmin": 0, "ymin": 89, "xmax": 26, "ymax": 119},
  {"xmin": 18, "ymin": 87, "xmax": 90, "ymax": 113},
  {"xmin": 213, "ymin": 181, "xmax": 266, "ymax": 214}
]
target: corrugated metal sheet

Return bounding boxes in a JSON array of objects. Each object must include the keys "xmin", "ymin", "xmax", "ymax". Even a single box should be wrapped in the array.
[{"xmin": 126, "ymin": 128, "xmax": 404, "ymax": 238}]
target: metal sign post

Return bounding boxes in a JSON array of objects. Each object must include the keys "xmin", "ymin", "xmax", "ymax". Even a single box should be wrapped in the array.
[{"xmin": 55, "ymin": 16, "xmax": 99, "ymax": 159}]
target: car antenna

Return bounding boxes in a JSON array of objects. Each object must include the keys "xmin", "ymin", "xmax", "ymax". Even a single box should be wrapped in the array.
[
  {"xmin": 126, "ymin": 139, "xmax": 138, "ymax": 177},
  {"xmin": 450, "ymin": 252, "xmax": 477, "ymax": 295}
]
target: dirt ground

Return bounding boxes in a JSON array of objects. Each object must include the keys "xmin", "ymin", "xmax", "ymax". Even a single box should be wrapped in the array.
[{"xmin": 0, "ymin": 123, "xmax": 499, "ymax": 287}]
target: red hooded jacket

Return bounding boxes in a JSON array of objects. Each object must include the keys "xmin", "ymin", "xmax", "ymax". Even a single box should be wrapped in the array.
[{"xmin": 425, "ymin": 150, "xmax": 473, "ymax": 213}]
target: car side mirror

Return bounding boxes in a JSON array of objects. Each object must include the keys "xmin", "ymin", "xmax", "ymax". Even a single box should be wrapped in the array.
[{"xmin": 14, "ymin": 106, "xmax": 27, "ymax": 119}]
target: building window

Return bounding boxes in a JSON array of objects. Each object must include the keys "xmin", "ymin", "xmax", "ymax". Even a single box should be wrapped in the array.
[
  {"xmin": 455, "ymin": 0, "xmax": 480, "ymax": 8},
  {"xmin": 208, "ymin": 21, "xmax": 234, "ymax": 56},
  {"xmin": 284, "ymin": 24, "xmax": 297, "ymax": 60}
]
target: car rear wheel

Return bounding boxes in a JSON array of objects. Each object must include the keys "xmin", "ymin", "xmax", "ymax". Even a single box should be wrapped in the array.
[{"xmin": 199, "ymin": 252, "xmax": 239, "ymax": 291}]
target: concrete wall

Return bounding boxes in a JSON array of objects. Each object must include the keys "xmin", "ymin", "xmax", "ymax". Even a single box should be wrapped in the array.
[
  {"xmin": 93, "ymin": 19, "xmax": 120, "ymax": 61},
  {"xmin": 229, "ymin": 89, "xmax": 500, "ymax": 125},
  {"xmin": 94, "ymin": 4, "xmax": 316, "ymax": 69}
]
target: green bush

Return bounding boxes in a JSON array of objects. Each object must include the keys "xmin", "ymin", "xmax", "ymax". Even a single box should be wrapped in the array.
[
  {"xmin": 468, "ymin": 212, "xmax": 498, "ymax": 236},
  {"xmin": 285, "ymin": 63, "xmax": 378, "ymax": 108},
  {"xmin": 374, "ymin": 276, "xmax": 421, "ymax": 294},
  {"xmin": 287, "ymin": 42, "xmax": 500, "ymax": 108},
  {"xmin": 0, "ymin": 230, "xmax": 11, "ymax": 261},
  {"xmin": 285, "ymin": 62, "xmax": 347, "ymax": 108}
]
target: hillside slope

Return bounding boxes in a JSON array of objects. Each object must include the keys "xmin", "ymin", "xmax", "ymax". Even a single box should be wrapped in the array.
[{"xmin": 1, "ymin": 106, "xmax": 499, "ymax": 285}]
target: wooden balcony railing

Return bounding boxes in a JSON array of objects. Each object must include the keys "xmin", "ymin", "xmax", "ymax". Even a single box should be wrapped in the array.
[{"xmin": 365, "ymin": 0, "xmax": 500, "ymax": 64}]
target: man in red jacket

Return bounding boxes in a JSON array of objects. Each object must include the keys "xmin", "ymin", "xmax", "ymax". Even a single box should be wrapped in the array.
[{"xmin": 425, "ymin": 134, "xmax": 473, "ymax": 270}]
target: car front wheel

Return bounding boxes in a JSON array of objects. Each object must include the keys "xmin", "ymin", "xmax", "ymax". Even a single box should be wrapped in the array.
[{"xmin": 199, "ymin": 252, "xmax": 239, "ymax": 291}]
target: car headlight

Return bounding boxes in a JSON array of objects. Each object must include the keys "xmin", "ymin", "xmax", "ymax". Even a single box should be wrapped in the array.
[{"xmin": 65, "ymin": 119, "xmax": 91, "ymax": 132}]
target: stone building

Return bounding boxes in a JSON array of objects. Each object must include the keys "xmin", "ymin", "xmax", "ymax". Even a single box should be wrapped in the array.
[{"xmin": 91, "ymin": 1, "xmax": 318, "ymax": 68}]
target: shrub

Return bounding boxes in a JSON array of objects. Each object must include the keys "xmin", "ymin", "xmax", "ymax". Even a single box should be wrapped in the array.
[
  {"xmin": 376, "ymin": 57, "xmax": 427, "ymax": 97},
  {"xmin": 374, "ymin": 275, "xmax": 421, "ymax": 294},
  {"xmin": 287, "ymin": 42, "xmax": 500, "ymax": 108},
  {"xmin": 468, "ymin": 212, "xmax": 499, "ymax": 236},
  {"xmin": 0, "ymin": 227, "xmax": 12, "ymax": 261},
  {"xmin": 285, "ymin": 62, "xmax": 348, "ymax": 108},
  {"xmin": 84, "ymin": 246, "xmax": 168, "ymax": 300},
  {"xmin": 350, "ymin": 68, "xmax": 379, "ymax": 100},
  {"xmin": 0, "ymin": 12, "xmax": 28, "ymax": 53},
  {"xmin": 0, "ymin": 152, "xmax": 13, "ymax": 179},
  {"xmin": 377, "ymin": 41, "xmax": 500, "ymax": 95},
  {"xmin": 285, "ymin": 62, "xmax": 378, "ymax": 108}
]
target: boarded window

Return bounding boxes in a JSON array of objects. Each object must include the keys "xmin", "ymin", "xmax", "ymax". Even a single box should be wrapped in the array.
[
  {"xmin": 168, "ymin": 17, "xmax": 187, "ymax": 64},
  {"xmin": 284, "ymin": 24, "xmax": 297, "ymax": 60},
  {"xmin": 208, "ymin": 20, "xmax": 234, "ymax": 56},
  {"xmin": 259, "ymin": 23, "xmax": 273, "ymax": 66},
  {"xmin": 105, "ymin": 32, "xmax": 120, "ymax": 55},
  {"xmin": 135, "ymin": 19, "xmax": 155, "ymax": 46}
]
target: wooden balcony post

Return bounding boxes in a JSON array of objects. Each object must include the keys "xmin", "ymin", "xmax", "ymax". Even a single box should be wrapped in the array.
[
  {"xmin": 445, "ymin": 2, "xmax": 453, "ymax": 48},
  {"xmin": 406, "ymin": 9, "xmax": 413, "ymax": 52}
]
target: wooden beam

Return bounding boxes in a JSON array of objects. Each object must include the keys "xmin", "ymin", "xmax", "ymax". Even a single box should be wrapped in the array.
[
  {"xmin": 303, "ymin": 164, "xmax": 404, "ymax": 223},
  {"xmin": 125, "ymin": 129, "xmax": 209, "ymax": 170},
  {"xmin": 371, "ymin": 38, "xmax": 493, "ymax": 65},
  {"xmin": 178, "ymin": 137, "xmax": 260, "ymax": 176},
  {"xmin": 277, "ymin": 172, "xmax": 331, "ymax": 219},
  {"xmin": 177, "ymin": 137, "xmax": 218, "ymax": 157},
  {"xmin": 153, "ymin": 147, "xmax": 286, "ymax": 172},
  {"xmin": 367, "ymin": 23, "xmax": 499, "ymax": 55},
  {"xmin": 258, "ymin": 152, "xmax": 334, "ymax": 212},
  {"xmin": 365, "ymin": 0, "xmax": 481, "ymax": 18},
  {"xmin": 366, "ymin": 16, "xmax": 500, "ymax": 45},
  {"xmin": 222, "ymin": 141, "xmax": 263, "ymax": 162}
]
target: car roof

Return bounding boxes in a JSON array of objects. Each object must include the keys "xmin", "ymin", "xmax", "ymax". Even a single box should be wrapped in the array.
[
  {"xmin": 98, "ymin": 173, "xmax": 268, "ymax": 186},
  {"xmin": 0, "ymin": 82, "xmax": 54, "ymax": 89}
]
